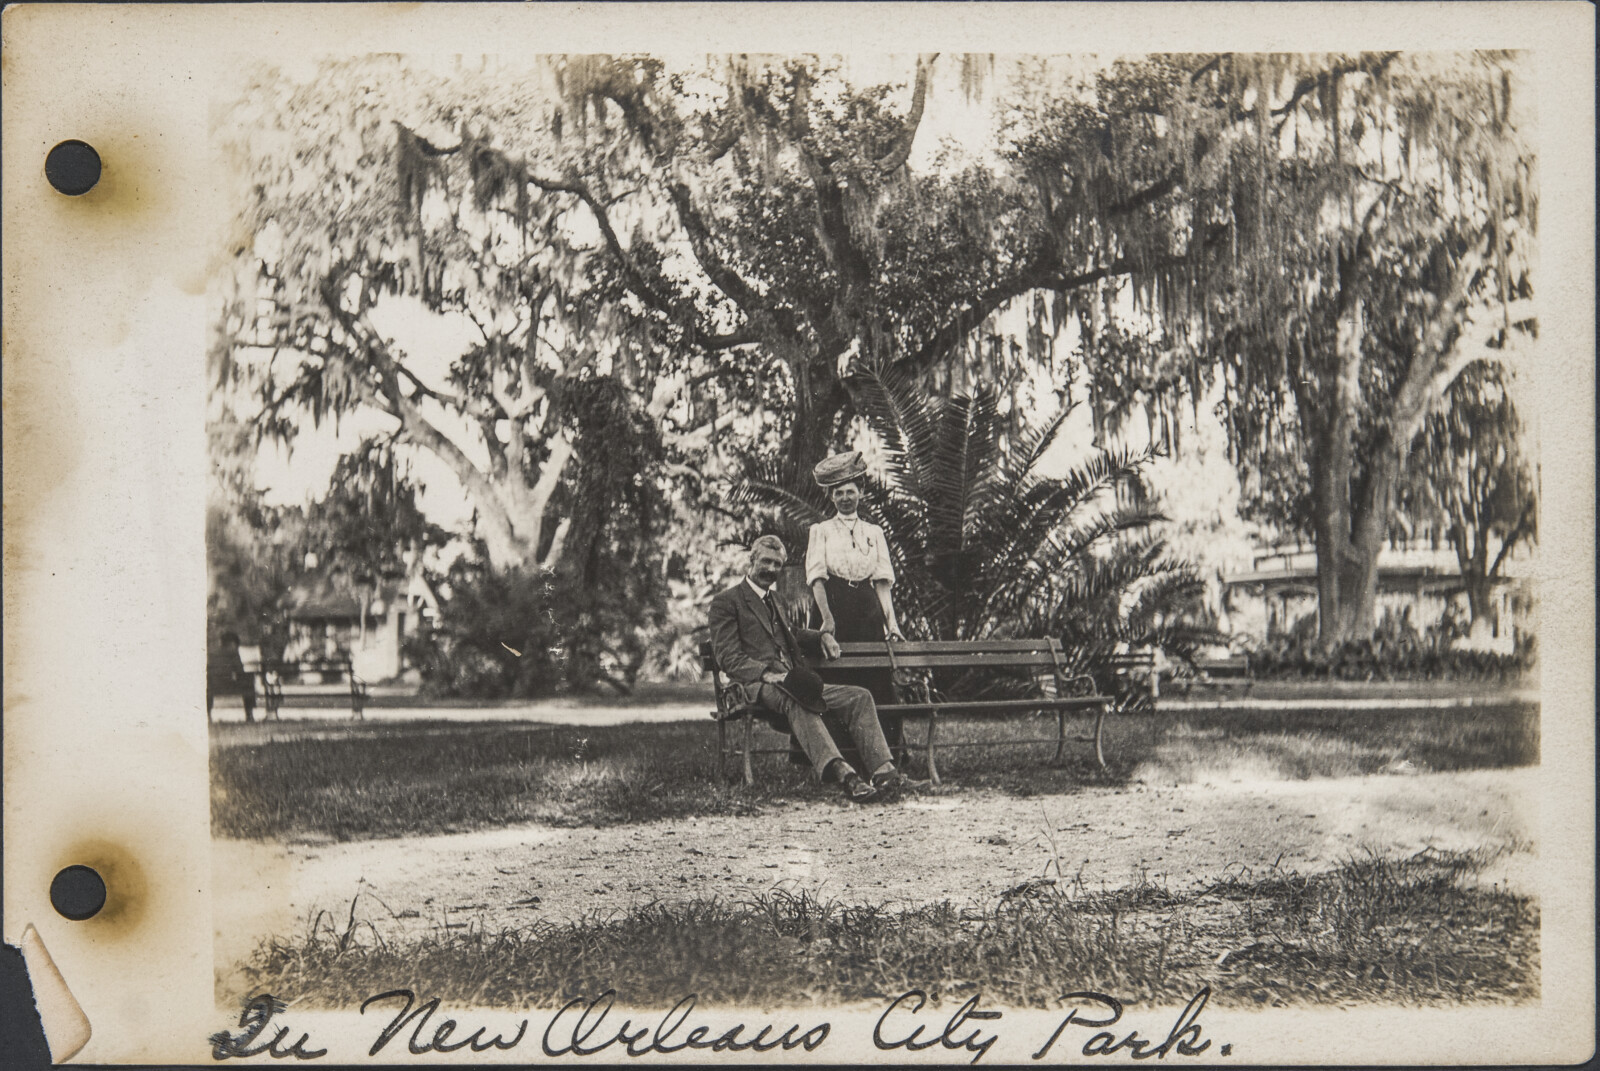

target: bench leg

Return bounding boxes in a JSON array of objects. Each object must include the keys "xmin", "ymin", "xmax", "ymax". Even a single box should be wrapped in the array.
[
  {"xmin": 1053, "ymin": 708, "xmax": 1068, "ymax": 766},
  {"xmin": 1092, "ymin": 703, "xmax": 1107, "ymax": 770},
  {"xmin": 717, "ymin": 717, "xmax": 728, "ymax": 782},
  {"xmin": 925, "ymin": 711, "xmax": 940, "ymax": 786},
  {"xmin": 742, "ymin": 715, "xmax": 754, "ymax": 787}
]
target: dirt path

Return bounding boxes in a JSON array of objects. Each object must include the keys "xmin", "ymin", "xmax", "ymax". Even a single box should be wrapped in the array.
[{"xmin": 214, "ymin": 767, "xmax": 1536, "ymax": 986}]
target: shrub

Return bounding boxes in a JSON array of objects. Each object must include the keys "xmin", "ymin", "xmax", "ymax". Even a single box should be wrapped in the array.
[
  {"xmin": 1246, "ymin": 611, "xmax": 1534, "ymax": 683},
  {"xmin": 405, "ymin": 564, "xmax": 568, "ymax": 697}
]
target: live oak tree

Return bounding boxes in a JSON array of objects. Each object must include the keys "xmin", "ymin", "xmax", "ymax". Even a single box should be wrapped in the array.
[
  {"xmin": 215, "ymin": 56, "xmax": 682, "ymax": 576},
  {"xmin": 212, "ymin": 54, "xmax": 1218, "ymax": 691},
  {"xmin": 1077, "ymin": 52, "xmax": 1536, "ymax": 644},
  {"xmin": 215, "ymin": 53, "xmax": 1211, "ymax": 570}
]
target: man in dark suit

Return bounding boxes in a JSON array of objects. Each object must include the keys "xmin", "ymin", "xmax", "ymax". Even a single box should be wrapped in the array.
[{"xmin": 710, "ymin": 535, "xmax": 919, "ymax": 802}]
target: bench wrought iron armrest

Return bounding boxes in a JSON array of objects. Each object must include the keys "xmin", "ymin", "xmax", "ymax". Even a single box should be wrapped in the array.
[
  {"xmin": 1058, "ymin": 672, "xmax": 1099, "ymax": 698},
  {"xmin": 890, "ymin": 667, "xmax": 934, "ymax": 704},
  {"xmin": 710, "ymin": 679, "xmax": 748, "ymax": 721}
]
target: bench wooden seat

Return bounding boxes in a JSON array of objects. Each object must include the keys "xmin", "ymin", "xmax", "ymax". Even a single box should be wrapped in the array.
[
  {"xmin": 258, "ymin": 658, "xmax": 370, "ymax": 720},
  {"xmin": 704, "ymin": 638, "xmax": 1117, "ymax": 785}
]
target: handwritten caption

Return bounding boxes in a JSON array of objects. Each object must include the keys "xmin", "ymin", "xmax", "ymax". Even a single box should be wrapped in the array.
[{"xmin": 211, "ymin": 987, "xmax": 1227, "ymax": 1062}]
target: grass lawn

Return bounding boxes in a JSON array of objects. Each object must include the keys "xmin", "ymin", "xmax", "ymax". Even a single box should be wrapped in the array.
[
  {"xmin": 237, "ymin": 847, "xmax": 1536, "ymax": 1009},
  {"xmin": 211, "ymin": 701, "xmax": 1538, "ymax": 842}
]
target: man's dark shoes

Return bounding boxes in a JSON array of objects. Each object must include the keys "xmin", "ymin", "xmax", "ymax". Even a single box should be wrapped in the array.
[
  {"xmin": 839, "ymin": 770, "xmax": 878, "ymax": 803},
  {"xmin": 872, "ymin": 767, "xmax": 928, "ymax": 794}
]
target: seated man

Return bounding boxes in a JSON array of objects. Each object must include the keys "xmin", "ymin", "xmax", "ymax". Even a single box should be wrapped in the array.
[{"xmin": 710, "ymin": 535, "xmax": 920, "ymax": 802}]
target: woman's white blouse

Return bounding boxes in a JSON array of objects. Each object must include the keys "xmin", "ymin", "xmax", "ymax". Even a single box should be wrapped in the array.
[{"xmin": 805, "ymin": 516, "xmax": 895, "ymax": 586}]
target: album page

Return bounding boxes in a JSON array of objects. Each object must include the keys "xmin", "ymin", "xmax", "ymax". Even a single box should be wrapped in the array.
[{"xmin": 3, "ymin": 2, "xmax": 1594, "ymax": 1064}]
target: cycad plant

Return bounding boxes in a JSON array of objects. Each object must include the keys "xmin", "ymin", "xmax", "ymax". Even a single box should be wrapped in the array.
[{"xmin": 734, "ymin": 371, "xmax": 1212, "ymax": 701}]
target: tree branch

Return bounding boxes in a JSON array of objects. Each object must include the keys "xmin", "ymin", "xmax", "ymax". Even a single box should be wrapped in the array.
[
  {"xmin": 704, "ymin": 108, "xmax": 746, "ymax": 163},
  {"xmin": 902, "ymin": 244, "xmax": 1208, "ymax": 376},
  {"xmin": 664, "ymin": 180, "xmax": 798, "ymax": 343},
  {"xmin": 317, "ymin": 269, "xmax": 531, "ymax": 555},
  {"xmin": 1487, "ymin": 501, "xmax": 1535, "ymax": 579},
  {"xmin": 527, "ymin": 172, "xmax": 674, "ymax": 309},
  {"xmin": 527, "ymin": 171, "xmax": 760, "ymax": 353},
  {"xmin": 875, "ymin": 53, "xmax": 938, "ymax": 173},
  {"xmin": 1270, "ymin": 52, "xmax": 1401, "ymax": 125}
]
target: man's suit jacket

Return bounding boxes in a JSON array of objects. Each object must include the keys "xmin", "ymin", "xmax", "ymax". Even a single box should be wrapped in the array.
[{"xmin": 708, "ymin": 580, "xmax": 824, "ymax": 709}]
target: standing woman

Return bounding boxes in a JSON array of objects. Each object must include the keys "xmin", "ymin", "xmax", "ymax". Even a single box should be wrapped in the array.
[{"xmin": 807, "ymin": 451, "xmax": 906, "ymax": 752}]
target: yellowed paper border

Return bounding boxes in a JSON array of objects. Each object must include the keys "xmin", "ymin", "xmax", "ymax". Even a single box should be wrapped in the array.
[{"xmin": 4, "ymin": 3, "xmax": 1593, "ymax": 1064}]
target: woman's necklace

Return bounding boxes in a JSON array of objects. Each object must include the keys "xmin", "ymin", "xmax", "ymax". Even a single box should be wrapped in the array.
[{"xmin": 839, "ymin": 514, "xmax": 870, "ymax": 554}]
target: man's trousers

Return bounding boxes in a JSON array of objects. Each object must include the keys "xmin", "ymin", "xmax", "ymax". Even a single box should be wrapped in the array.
[{"xmin": 757, "ymin": 682, "xmax": 894, "ymax": 779}]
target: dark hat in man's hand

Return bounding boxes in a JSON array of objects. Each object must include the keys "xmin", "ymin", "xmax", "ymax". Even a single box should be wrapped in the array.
[{"xmin": 770, "ymin": 665, "xmax": 828, "ymax": 714}]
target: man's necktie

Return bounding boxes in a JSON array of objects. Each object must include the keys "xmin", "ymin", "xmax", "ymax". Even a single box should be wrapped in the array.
[{"xmin": 764, "ymin": 592, "xmax": 792, "ymax": 665}]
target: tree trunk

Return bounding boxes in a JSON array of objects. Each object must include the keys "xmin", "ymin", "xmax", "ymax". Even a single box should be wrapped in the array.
[
  {"xmin": 1456, "ymin": 520, "xmax": 1495, "ymax": 628},
  {"xmin": 1309, "ymin": 370, "xmax": 1355, "ymax": 645},
  {"xmin": 1307, "ymin": 304, "xmax": 1393, "ymax": 647},
  {"xmin": 1311, "ymin": 446, "xmax": 1396, "ymax": 647},
  {"xmin": 788, "ymin": 363, "xmax": 847, "ymax": 481}
]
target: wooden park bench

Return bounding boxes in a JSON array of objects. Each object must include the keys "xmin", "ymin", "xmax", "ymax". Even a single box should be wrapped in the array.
[
  {"xmin": 206, "ymin": 657, "xmax": 259, "ymax": 723},
  {"xmin": 258, "ymin": 658, "xmax": 370, "ymax": 720},
  {"xmin": 1106, "ymin": 648, "xmax": 1159, "ymax": 700},
  {"xmin": 1168, "ymin": 654, "xmax": 1253, "ymax": 693},
  {"xmin": 704, "ymin": 638, "xmax": 1116, "ymax": 786}
]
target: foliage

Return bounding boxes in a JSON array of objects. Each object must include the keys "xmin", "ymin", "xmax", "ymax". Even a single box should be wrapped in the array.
[
  {"xmin": 403, "ymin": 562, "xmax": 566, "ymax": 698},
  {"xmin": 1068, "ymin": 52, "xmax": 1537, "ymax": 644},
  {"xmin": 207, "ymin": 413, "xmax": 449, "ymax": 664},
  {"xmin": 212, "ymin": 51, "xmax": 1539, "ymax": 667},
  {"xmin": 214, "ymin": 52, "xmax": 1217, "ymax": 567},
  {"xmin": 206, "ymin": 498, "xmax": 297, "ymax": 658},
  {"xmin": 215, "ymin": 56, "xmax": 691, "ymax": 574},
  {"xmin": 235, "ymin": 849, "xmax": 1536, "ymax": 1010},
  {"xmin": 1398, "ymin": 361, "xmax": 1536, "ymax": 628},
  {"xmin": 1246, "ymin": 609, "xmax": 1534, "ymax": 683},
  {"xmin": 299, "ymin": 440, "xmax": 451, "ymax": 623},
  {"xmin": 206, "ymin": 414, "xmax": 303, "ymax": 657},
  {"xmin": 403, "ymin": 374, "xmax": 671, "ymax": 696},
  {"xmin": 547, "ymin": 376, "xmax": 672, "ymax": 691},
  {"xmin": 734, "ymin": 371, "xmax": 1213, "ymax": 695}
]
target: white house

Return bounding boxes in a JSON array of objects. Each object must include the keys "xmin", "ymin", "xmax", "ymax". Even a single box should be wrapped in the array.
[{"xmin": 283, "ymin": 570, "xmax": 441, "ymax": 681}]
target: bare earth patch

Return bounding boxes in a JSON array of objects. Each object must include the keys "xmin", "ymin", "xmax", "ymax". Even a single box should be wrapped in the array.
[{"xmin": 214, "ymin": 765, "xmax": 1535, "ymax": 998}]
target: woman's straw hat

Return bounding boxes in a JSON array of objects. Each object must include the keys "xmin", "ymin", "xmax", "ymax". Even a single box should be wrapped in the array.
[{"xmin": 812, "ymin": 450, "xmax": 867, "ymax": 488}]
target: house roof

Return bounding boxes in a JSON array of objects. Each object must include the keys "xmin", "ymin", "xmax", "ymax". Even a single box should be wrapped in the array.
[{"xmin": 286, "ymin": 573, "xmax": 405, "ymax": 621}]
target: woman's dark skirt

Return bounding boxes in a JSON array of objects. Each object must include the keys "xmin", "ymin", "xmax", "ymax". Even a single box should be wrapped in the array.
[{"xmin": 812, "ymin": 575, "xmax": 905, "ymax": 757}]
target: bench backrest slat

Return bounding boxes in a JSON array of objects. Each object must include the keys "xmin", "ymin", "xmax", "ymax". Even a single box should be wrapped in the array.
[
  {"xmin": 836, "ymin": 640, "xmax": 1058, "ymax": 655},
  {"xmin": 828, "ymin": 652, "xmax": 1064, "ymax": 669}
]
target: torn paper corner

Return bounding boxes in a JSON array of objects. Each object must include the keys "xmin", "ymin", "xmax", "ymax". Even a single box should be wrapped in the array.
[{"xmin": 18, "ymin": 924, "xmax": 92, "ymax": 1064}]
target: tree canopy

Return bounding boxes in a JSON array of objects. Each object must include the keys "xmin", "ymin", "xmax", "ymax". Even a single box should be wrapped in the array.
[
  {"xmin": 212, "ymin": 50, "xmax": 1539, "ymax": 667},
  {"xmin": 1074, "ymin": 51, "xmax": 1536, "ymax": 642}
]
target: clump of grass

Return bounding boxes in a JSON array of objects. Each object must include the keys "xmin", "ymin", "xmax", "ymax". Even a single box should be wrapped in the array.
[
  {"xmin": 211, "ymin": 702, "xmax": 1538, "ymax": 841},
  {"xmin": 231, "ymin": 849, "xmax": 1536, "ymax": 1010}
]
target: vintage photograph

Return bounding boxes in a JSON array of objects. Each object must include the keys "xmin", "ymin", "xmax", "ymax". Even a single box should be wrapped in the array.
[{"xmin": 203, "ymin": 47, "xmax": 1545, "ymax": 1040}]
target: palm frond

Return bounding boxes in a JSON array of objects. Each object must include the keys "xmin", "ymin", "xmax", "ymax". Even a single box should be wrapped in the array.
[
  {"xmin": 850, "ymin": 367, "xmax": 937, "ymax": 502},
  {"xmin": 727, "ymin": 470, "xmax": 828, "ymax": 548}
]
